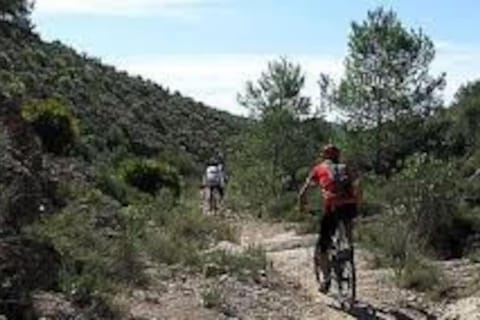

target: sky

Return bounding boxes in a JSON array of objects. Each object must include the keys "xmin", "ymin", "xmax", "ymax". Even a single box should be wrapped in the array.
[{"xmin": 31, "ymin": 0, "xmax": 480, "ymax": 115}]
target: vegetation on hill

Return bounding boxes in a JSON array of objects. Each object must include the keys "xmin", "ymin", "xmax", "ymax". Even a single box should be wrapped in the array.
[{"xmin": 0, "ymin": 20, "xmax": 244, "ymax": 165}]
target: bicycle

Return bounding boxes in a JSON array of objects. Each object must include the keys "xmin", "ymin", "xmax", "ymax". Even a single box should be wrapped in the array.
[
  {"xmin": 313, "ymin": 214, "xmax": 356, "ymax": 307},
  {"xmin": 207, "ymin": 186, "xmax": 221, "ymax": 215},
  {"xmin": 330, "ymin": 218, "xmax": 356, "ymax": 306}
]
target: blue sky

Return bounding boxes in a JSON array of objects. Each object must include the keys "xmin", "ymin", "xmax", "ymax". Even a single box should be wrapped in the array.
[{"xmin": 32, "ymin": 0, "xmax": 480, "ymax": 115}]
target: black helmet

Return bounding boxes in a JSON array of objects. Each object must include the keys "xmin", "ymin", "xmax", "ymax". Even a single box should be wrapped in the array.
[
  {"xmin": 207, "ymin": 158, "xmax": 219, "ymax": 166},
  {"xmin": 322, "ymin": 144, "xmax": 340, "ymax": 161}
]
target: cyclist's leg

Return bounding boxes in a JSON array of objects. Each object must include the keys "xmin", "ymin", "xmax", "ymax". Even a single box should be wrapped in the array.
[
  {"xmin": 313, "ymin": 220, "xmax": 323, "ymax": 283},
  {"xmin": 214, "ymin": 185, "xmax": 222, "ymax": 210},
  {"xmin": 340, "ymin": 204, "xmax": 357, "ymax": 245},
  {"xmin": 218, "ymin": 184, "xmax": 224, "ymax": 201},
  {"xmin": 318, "ymin": 211, "xmax": 338, "ymax": 292},
  {"xmin": 219, "ymin": 177, "xmax": 226, "ymax": 200},
  {"xmin": 209, "ymin": 185, "xmax": 215, "ymax": 210}
]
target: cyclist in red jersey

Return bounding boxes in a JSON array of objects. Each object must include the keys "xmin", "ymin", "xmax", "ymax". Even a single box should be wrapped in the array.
[{"xmin": 298, "ymin": 144, "xmax": 361, "ymax": 293}]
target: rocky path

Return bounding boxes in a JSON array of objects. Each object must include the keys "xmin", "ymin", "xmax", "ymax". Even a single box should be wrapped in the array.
[
  {"xmin": 100, "ymin": 214, "xmax": 480, "ymax": 320},
  {"xmin": 239, "ymin": 220, "xmax": 480, "ymax": 320}
]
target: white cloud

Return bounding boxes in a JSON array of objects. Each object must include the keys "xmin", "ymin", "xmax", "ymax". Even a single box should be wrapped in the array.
[
  {"xmin": 110, "ymin": 54, "xmax": 344, "ymax": 116},
  {"xmin": 35, "ymin": 0, "xmax": 227, "ymax": 16},
  {"xmin": 107, "ymin": 43, "xmax": 480, "ymax": 117},
  {"xmin": 432, "ymin": 41, "xmax": 480, "ymax": 102}
]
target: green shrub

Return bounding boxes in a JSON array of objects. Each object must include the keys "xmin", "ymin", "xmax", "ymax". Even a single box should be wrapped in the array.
[
  {"xmin": 359, "ymin": 173, "xmax": 388, "ymax": 217},
  {"xmin": 23, "ymin": 190, "xmax": 145, "ymax": 298},
  {"xmin": 204, "ymin": 246, "xmax": 267, "ymax": 281},
  {"xmin": 267, "ymin": 191, "xmax": 297, "ymax": 220},
  {"xmin": 357, "ymin": 216, "xmax": 448, "ymax": 294},
  {"xmin": 383, "ymin": 153, "xmax": 464, "ymax": 258},
  {"xmin": 96, "ymin": 171, "xmax": 130, "ymax": 206},
  {"xmin": 359, "ymin": 153, "xmax": 480, "ymax": 262},
  {"xmin": 144, "ymin": 203, "xmax": 238, "ymax": 268},
  {"xmin": 228, "ymin": 158, "xmax": 280, "ymax": 216},
  {"xmin": 158, "ymin": 148, "xmax": 199, "ymax": 178},
  {"xmin": 21, "ymin": 98, "xmax": 79, "ymax": 154},
  {"xmin": 119, "ymin": 158, "xmax": 181, "ymax": 197},
  {"xmin": 294, "ymin": 166, "xmax": 310, "ymax": 186},
  {"xmin": 0, "ymin": 70, "xmax": 26, "ymax": 98},
  {"xmin": 357, "ymin": 215, "xmax": 419, "ymax": 272},
  {"xmin": 145, "ymin": 230, "xmax": 203, "ymax": 267},
  {"xmin": 171, "ymin": 209, "xmax": 238, "ymax": 248},
  {"xmin": 399, "ymin": 257, "xmax": 447, "ymax": 296}
]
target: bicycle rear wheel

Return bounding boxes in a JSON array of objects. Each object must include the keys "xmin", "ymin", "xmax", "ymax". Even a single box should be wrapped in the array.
[
  {"xmin": 331, "ymin": 220, "xmax": 356, "ymax": 304},
  {"xmin": 209, "ymin": 187, "xmax": 219, "ymax": 214}
]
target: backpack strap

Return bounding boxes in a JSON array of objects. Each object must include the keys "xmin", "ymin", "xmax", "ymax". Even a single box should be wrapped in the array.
[{"xmin": 322, "ymin": 160, "xmax": 335, "ymax": 180}]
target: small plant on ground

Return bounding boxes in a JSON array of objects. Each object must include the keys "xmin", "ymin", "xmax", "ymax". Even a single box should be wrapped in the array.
[
  {"xmin": 201, "ymin": 285, "xmax": 225, "ymax": 309},
  {"xmin": 398, "ymin": 256, "xmax": 451, "ymax": 299},
  {"xmin": 203, "ymin": 246, "xmax": 267, "ymax": 281},
  {"xmin": 143, "ymin": 200, "xmax": 238, "ymax": 268},
  {"xmin": 468, "ymin": 249, "xmax": 480, "ymax": 263}
]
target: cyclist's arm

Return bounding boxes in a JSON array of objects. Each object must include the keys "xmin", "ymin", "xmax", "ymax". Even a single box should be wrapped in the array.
[{"xmin": 298, "ymin": 171, "xmax": 317, "ymax": 212}]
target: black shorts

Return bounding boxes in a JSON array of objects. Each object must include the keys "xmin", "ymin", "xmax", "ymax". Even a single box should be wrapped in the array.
[
  {"xmin": 316, "ymin": 204, "xmax": 357, "ymax": 254},
  {"xmin": 209, "ymin": 185, "xmax": 224, "ymax": 198}
]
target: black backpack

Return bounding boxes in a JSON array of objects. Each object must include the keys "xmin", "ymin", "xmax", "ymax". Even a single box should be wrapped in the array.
[{"xmin": 328, "ymin": 162, "xmax": 352, "ymax": 198}]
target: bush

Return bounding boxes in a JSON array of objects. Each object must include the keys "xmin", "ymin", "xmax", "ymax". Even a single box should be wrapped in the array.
[
  {"xmin": 119, "ymin": 158, "xmax": 181, "ymax": 197},
  {"xmin": 203, "ymin": 246, "xmax": 267, "ymax": 281},
  {"xmin": 358, "ymin": 153, "xmax": 480, "ymax": 261},
  {"xmin": 144, "ymin": 201, "xmax": 238, "ymax": 267},
  {"xmin": 267, "ymin": 191, "xmax": 297, "ymax": 220},
  {"xmin": 144, "ymin": 230, "xmax": 203, "ymax": 267},
  {"xmin": 228, "ymin": 157, "xmax": 280, "ymax": 216},
  {"xmin": 23, "ymin": 190, "xmax": 145, "ymax": 298},
  {"xmin": 383, "ymin": 153, "xmax": 464, "ymax": 258},
  {"xmin": 399, "ymin": 257, "xmax": 448, "ymax": 297},
  {"xmin": 158, "ymin": 148, "xmax": 199, "ymax": 178},
  {"xmin": 21, "ymin": 98, "xmax": 79, "ymax": 154},
  {"xmin": 23, "ymin": 183, "xmax": 239, "ymax": 303},
  {"xmin": 357, "ymin": 215, "xmax": 449, "ymax": 295},
  {"xmin": 358, "ymin": 173, "xmax": 388, "ymax": 217},
  {"xmin": 96, "ymin": 171, "xmax": 130, "ymax": 206},
  {"xmin": 356, "ymin": 214, "xmax": 419, "ymax": 272}
]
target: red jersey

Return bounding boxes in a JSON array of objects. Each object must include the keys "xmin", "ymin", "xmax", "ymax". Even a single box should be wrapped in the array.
[{"xmin": 311, "ymin": 160, "xmax": 358, "ymax": 214}]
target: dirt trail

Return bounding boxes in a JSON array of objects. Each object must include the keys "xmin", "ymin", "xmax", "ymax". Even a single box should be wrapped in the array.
[{"xmin": 239, "ymin": 220, "xmax": 480, "ymax": 320}]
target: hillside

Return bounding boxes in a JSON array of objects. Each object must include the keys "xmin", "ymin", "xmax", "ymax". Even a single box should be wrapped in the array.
[
  {"xmin": 0, "ymin": 21, "xmax": 245, "ymax": 163},
  {"xmin": 0, "ymin": 20, "xmax": 252, "ymax": 319}
]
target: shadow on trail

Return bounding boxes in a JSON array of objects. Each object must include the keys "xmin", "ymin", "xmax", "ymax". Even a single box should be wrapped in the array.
[{"xmin": 328, "ymin": 301, "xmax": 438, "ymax": 320}]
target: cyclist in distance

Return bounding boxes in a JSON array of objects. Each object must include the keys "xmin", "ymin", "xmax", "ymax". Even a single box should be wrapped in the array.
[
  {"xmin": 298, "ymin": 144, "xmax": 361, "ymax": 293},
  {"xmin": 202, "ymin": 157, "xmax": 227, "ymax": 211}
]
